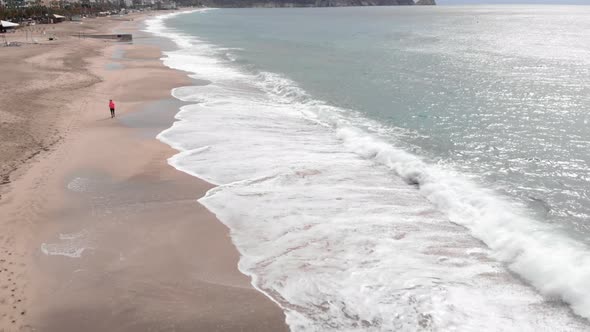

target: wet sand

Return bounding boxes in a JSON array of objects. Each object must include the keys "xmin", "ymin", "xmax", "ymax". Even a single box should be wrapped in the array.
[{"xmin": 0, "ymin": 13, "xmax": 288, "ymax": 331}]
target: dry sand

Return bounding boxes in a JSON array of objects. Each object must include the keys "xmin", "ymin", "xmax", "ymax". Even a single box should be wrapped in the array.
[{"xmin": 0, "ymin": 13, "xmax": 288, "ymax": 331}]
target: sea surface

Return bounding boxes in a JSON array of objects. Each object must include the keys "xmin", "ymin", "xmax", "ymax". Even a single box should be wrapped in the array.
[{"xmin": 145, "ymin": 6, "xmax": 590, "ymax": 331}]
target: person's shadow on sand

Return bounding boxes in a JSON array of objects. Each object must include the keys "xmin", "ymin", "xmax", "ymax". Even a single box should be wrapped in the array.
[{"xmin": 97, "ymin": 117, "xmax": 117, "ymax": 122}]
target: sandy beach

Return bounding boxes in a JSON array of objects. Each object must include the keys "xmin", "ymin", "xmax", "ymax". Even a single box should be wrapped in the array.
[{"xmin": 0, "ymin": 12, "xmax": 288, "ymax": 331}]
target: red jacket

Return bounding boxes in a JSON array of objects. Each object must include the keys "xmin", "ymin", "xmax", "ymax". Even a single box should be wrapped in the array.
[{"xmin": 109, "ymin": 101, "xmax": 115, "ymax": 109}]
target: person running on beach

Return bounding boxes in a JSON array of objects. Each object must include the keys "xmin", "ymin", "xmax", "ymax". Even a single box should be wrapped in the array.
[{"xmin": 109, "ymin": 99, "xmax": 116, "ymax": 118}]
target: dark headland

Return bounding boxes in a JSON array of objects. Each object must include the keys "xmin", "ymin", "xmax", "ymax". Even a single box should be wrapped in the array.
[{"xmin": 415, "ymin": 0, "xmax": 436, "ymax": 4}]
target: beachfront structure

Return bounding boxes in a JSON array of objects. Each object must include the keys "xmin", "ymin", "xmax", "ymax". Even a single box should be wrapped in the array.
[
  {"xmin": 1, "ymin": 0, "xmax": 168, "ymax": 8},
  {"xmin": 0, "ymin": 19, "xmax": 19, "ymax": 31},
  {"xmin": 1, "ymin": 0, "xmax": 37, "ymax": 7},
  {"xmin": 52, "ymin": 13, "xmax": 65, "ymax": 21},
  {"xmin": 157, "ymin": 0, "xmax": 175, "ymax": 9},
  {"xmin": 0, "ymin": 19, "xmax": 19, "ymax": 26},
  {"xmin": 132, "ymin": 0, "xmax": 155, "ymax": 6}
]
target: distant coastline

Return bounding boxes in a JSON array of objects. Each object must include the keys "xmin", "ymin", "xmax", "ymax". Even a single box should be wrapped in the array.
[{"xmin": 198, "ymin": 0, "xmax": 435, "ymax": 7}]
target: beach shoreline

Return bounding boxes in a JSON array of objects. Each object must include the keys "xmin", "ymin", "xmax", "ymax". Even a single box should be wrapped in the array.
[
  {"xmin": 0, "ymin": 11, "xmax": 288, "ymax": 331},
  {"xmin": 142, "ymin": 7, "xmax": 590, "ymax": 330}
]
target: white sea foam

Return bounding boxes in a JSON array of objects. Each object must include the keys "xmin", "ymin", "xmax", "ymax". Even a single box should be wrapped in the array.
[
  {"xmin": 41, "ymin": 229, "xmax": 93, "ymax": 258},
  {"xmin": 146, "ymin": 12, "xmax": 590, "ymax": 330},
  {"xmin": 67, "ymin": 177, "xmax": 97, "ymax": 192}
]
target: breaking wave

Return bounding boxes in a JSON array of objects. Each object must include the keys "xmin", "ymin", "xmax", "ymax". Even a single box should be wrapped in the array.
[{"xmin": 145, "ymin": 11, "xmax": 590, "ymax": 331}]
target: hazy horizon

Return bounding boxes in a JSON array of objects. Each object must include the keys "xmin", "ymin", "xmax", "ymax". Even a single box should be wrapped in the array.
[{"xmin": 438, "ymin": 0, "xmax": 588, "ymax": 4}]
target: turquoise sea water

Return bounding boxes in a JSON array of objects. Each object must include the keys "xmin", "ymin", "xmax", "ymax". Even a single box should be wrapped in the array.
[
  {"xmin": 169, "ymin": 6, "xmax": 590, "ymax": 234},
  {"xmin": 148, "ymin": 7, "xmax": 590, "ymax": 330}
]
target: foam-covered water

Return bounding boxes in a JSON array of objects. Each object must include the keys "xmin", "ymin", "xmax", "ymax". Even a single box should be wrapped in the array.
[
  {"xmin": 145, "ymin": 8, "xmax": 590, "ymax": 331},
  {"xmin": 41, "ymin": 230, "xmax": 93, "ymax": 258}
]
